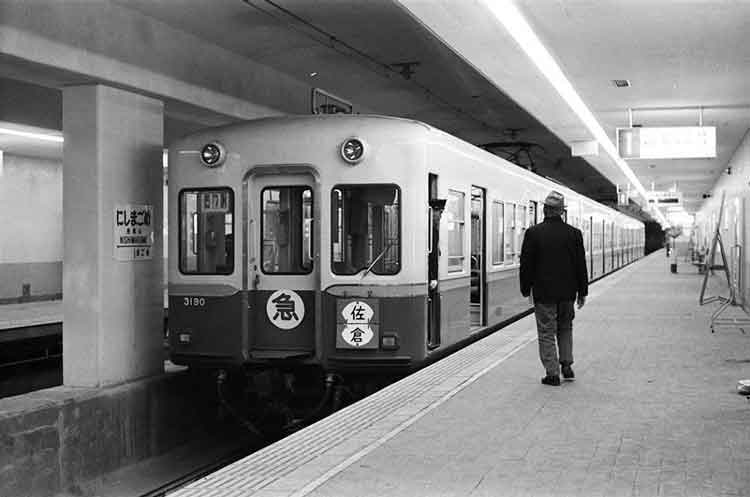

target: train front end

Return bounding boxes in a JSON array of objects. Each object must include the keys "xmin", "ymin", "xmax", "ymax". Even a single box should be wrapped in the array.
[{"xmin": 167, "ymin": 116, "xmax": 432, "ymax": 377}]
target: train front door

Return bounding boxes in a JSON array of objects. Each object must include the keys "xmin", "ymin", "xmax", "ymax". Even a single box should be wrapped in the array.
[{"xmin": 245, "ymin": 170, "xmax": 318, "ymax": 357}]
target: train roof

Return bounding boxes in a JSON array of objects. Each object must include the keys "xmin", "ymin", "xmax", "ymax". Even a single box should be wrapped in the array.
[
  {"xmin": 171, "ymin": 114, "xmax": 642, "ymax": 226},
  {"xmin": 173, "ymin": 114, "xmax": 432, "ymax": 144}
]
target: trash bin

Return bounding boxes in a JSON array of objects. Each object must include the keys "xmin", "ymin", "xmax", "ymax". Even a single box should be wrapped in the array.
[{"xmin": 670, "ymin": 262, "xmax": 677, "ymax": 273}]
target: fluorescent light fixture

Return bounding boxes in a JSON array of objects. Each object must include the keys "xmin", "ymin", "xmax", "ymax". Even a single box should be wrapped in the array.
[
  {"xmin": 482, "ymin": 0, "xmax": 669, "ymax": 226},
  {"xmin": 0, "ymin": 126, "xmax": 63, "ymax": 143}
]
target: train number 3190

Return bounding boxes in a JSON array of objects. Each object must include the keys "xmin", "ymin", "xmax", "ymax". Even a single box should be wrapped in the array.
[{"xmin": 183, "ymin": 297, "xmax": 206, "ymax": 307}]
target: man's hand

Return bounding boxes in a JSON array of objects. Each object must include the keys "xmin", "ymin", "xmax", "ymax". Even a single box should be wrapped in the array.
[{"xmin": 577, "ymin": 295, "xmax": 586, "ymax": 309}]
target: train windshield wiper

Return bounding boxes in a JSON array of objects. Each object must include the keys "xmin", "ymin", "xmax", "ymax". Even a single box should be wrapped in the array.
[{"xmin": 361, "ymin": 242, "xmax": 393, "ymax": 279}]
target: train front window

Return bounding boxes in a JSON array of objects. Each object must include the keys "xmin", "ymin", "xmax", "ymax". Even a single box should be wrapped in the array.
[
  {"xmin": 261, "ymin": 187, "xmax": 314, "ymax": 274},
  {"xmin": 179, "ymin": 188, "xmax": 234, "ymax": 274},
  {"xmin": 331, "ymin": 184, "xmax": 401, "ymax": 276}
]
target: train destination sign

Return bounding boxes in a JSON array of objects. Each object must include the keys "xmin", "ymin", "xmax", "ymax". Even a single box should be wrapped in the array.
[
  {"xmin": 336, "ymin": 299, "xmax": 379, "ymax": 349},
  {"xmin": 114, "ymin": 204, "xmax": 154, "ymax": 261}
]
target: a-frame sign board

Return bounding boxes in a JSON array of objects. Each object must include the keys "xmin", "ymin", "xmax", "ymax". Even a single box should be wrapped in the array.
[{"xmin": 699, "ymin": 192, "xmax": 731, "ymax": 305}]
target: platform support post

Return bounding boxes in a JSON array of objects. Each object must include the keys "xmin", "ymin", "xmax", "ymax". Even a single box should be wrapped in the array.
[{"xmin": 62, "ymin": 85, "xmax": 164, "ymax": 387}]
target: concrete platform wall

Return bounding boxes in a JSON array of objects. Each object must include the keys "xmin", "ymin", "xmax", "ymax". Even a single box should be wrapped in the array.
[
  {"xmin": 0, "ymin": 153, "xmax": 63, "ymax": 302},
  {"xmin": 0, "ymin": 369, "xmax": 218, "ymax": 496}
]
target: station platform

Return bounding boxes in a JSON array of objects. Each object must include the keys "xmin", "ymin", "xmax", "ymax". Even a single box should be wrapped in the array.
[
  {"xmin": 173, "ymin": 251, "xmax": 750, "ymax": 497},
  {"xmin": 0, "ymin": 300, "xmax": 62, "ymax": 330}
]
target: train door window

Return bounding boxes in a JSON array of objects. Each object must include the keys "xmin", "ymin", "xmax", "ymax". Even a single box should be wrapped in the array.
[
  {"xmin": 528, "ymin": 200, "xmax": 538, "ymax": 225},
  {"xmin": 491, "ymin": 201, "xmax": 504, "ymax": 265},
  {"xmin": 261, "ymin": 186, "xmax": 313, "ymax": 274},
  {"xmin": 516, "ymin": 205, "xmax": 527, "ymax": 264},
  {"xmin": 596, "ymin": 220, "xmax": 601, "ymax": 251},
  {"xmin": 179, "ymin": 188, "xmax": 234, "ymax": 275},
  {"xmin": 504, "ymin": 203, "xmax": 515, "ymax": 264},
  {"xmin": 331, "ymin": 184, "xmax": 401, "ymax": 275},
  {"xmin": 445, "ymin": 190, "xmax": 466, "ymax": 272}
]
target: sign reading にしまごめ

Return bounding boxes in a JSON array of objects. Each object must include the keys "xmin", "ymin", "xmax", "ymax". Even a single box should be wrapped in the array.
[{"xmin": 114, "ymin": 204, "xmax": 154, "ymax": 261}]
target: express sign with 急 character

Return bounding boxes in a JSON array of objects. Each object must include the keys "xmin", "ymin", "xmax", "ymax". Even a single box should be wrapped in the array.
[{"xmin": 266, "ymin": 289, "xmax": 305, "ymax": 330}]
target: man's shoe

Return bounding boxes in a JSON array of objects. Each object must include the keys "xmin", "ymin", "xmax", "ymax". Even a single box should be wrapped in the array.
[
  {"xmin": 541, "ymin": 375, "xmax": 561, "ymax": 386},
  {"xmin": 561, "ymin": 365, "xmax": 575, "ymax": 380}
]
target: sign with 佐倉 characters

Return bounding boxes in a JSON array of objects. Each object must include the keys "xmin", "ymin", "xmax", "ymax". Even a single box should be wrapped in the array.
[
  {"xmin": 336, "ymin": 299, "xmax": 380, "ymax": 349},
  {"xmin": 114, "ymin": 204, "xmax": 154, "ymax": 261}
]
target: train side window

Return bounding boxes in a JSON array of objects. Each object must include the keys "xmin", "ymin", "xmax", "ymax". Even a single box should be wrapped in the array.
[
  {"xmin": 446, "ymin": 189, "xmax": 465, "ymax": 273},
  {"xmin": 491, "ymin": 201, "xmax": 504, "ymax": 265},
  {"xmin": 179, "ymin": 188, "xmax": 234, "ymax": 275},
  {"xmin": 331, "ymin": 184, "xmax": 401, "ymax": 276},
  {"xmin": 261, "ymin": 186, "xmax": 314, "ymax": 274},
  {"xmin": 504, "ymin": 203, "xmax": 515, "ymax": 264}
]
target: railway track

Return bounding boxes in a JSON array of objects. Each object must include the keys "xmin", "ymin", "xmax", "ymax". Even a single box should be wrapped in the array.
[
  {"xmin": 139, "ymin": 447, "xmax": 255, "ymax": 497},
  {"xmin": 0, "ymin": 322, "xmax": 63, "ymax": 397}
]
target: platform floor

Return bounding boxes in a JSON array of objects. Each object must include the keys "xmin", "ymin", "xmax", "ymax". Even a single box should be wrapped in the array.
[
  {"xmin": 170, "ymin": 251, "xmax": 750, "ymax": 496},
  {"xmin": 0, "ymin": 299, "xmax": 62, "ymax": 330}
]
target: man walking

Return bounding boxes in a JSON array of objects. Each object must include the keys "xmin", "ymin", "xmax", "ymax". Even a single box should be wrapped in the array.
[{"xmin": 520, "ymin": 191, "xmax": 588, "ymax": 386}]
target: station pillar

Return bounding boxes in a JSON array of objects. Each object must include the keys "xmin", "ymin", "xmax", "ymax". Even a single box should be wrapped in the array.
[{"xmin": 62, "ymin": 85, "xmax": 164, "ymax": 387}]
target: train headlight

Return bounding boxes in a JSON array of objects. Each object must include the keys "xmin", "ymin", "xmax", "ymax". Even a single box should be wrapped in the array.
[
  {"xmin": 200, "ymin": 142, "xmax": 226, "ymax": 167},
  {"xmin": 340, "ymin": 137, "xmax": 366, "ymax": 164}
]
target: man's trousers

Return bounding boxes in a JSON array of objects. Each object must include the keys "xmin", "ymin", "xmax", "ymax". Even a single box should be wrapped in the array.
[{"xmin": 533, "ymin": 300, "xmax": 575, "ymax": 376}]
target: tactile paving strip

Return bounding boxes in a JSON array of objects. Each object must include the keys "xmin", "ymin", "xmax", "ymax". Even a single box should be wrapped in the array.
[{"xmin": 172, "ymin": 260, "xmax": 642, "ymax": 497}]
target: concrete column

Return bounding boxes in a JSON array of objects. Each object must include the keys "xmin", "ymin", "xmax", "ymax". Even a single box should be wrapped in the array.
[{"xmin": 63, "ymin": 85, "xmax": 164, "ymax": 387}]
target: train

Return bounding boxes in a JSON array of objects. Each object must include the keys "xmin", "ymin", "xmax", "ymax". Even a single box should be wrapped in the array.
[{"xmin": 167, "ymin": 115, "xmax": 644, "ymax": 386}]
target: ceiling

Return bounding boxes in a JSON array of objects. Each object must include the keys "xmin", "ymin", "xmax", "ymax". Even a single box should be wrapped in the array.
[
  {"xmin": 2, "ymin": 0, "xmax": 748, "ymax": 220},
  {"xmin": 517, "ymin": 0, "xmax": 750, "ymax": 213}
]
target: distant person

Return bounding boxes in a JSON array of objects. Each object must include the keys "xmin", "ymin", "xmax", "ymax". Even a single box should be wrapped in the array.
[{"xmin": 520, "ymin": 191, "xmax": 588, "ymax": 386}]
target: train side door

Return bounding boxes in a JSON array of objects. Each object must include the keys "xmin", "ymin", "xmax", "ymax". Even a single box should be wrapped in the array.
[
  {"xmin": 603, "ymin": 220, "xmax": 608, "ymax": 273},
  {"xmin": 427, "ymin": 174, "xmax": 445, "ymax": 348},
  {"xmin": 246, "ymin": 171, "xmax": 317, "ymax": 357},
  {"xmin": 586, "ymin": 216, "xmax": 593, "ymax": 281},
  {"xmin": 470, "ymin": 186, "xmax": 486, "ymax": 328}
]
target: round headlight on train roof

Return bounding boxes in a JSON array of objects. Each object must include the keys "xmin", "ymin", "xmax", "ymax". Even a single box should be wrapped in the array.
[
  {"xmin": 340, "ymin": 137, "xmax": 366, "ymax": 164},
  {"xmin": 200, "ymin": 141, "xmax": 226, "ymax": 167}
]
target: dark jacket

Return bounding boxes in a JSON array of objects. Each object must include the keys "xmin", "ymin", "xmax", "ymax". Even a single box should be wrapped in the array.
[{"xmin": 520, "ymin": 216, "xmax": 588, "ymax": 303}]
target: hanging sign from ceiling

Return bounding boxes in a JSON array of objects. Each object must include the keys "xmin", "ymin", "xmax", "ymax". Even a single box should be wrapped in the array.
[
  {"xmin": 647, "ymin": 191, "xmax": 682, "ymax": 207},
  {"xmin": 617, "ymin": 126, "xmax": 716, "ymax": 159}
]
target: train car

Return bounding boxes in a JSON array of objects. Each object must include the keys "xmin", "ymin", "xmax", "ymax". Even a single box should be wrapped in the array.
[{"xmin": 167, "ymin": 115, "xmax": 643, "ymax": 382}]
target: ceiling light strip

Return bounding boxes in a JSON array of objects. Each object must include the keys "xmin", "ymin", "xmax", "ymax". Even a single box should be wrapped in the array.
[
  {"xmin": 0, "ymin": 127, "xmax": 64, "ymax": 143},
  {"xmin": 483, "ymin": 0, "xmax": 668, "ymax": 226}
]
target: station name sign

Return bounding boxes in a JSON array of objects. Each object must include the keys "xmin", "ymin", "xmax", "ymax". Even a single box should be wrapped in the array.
[
  {"xmin": 617, "ymin": 126, "xmax": 716, "ymax": 159},
  {"xmin": 114, "ymin": 204, "xmax": 154, "ymax": 261}
]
